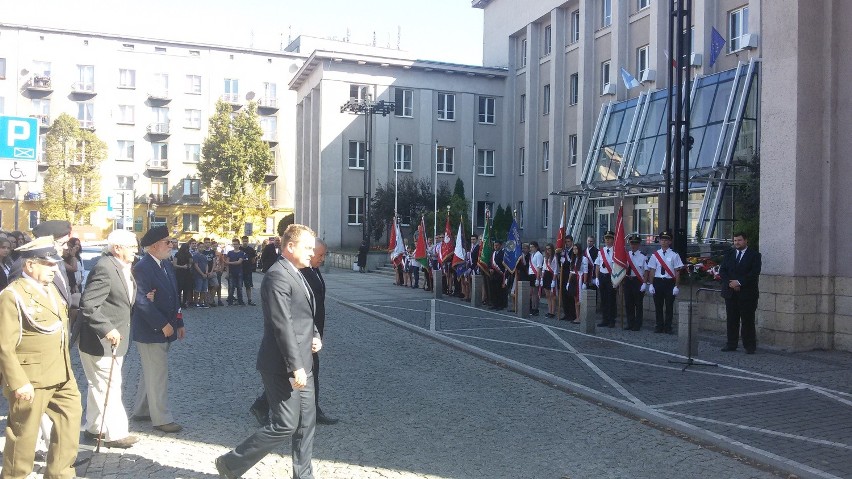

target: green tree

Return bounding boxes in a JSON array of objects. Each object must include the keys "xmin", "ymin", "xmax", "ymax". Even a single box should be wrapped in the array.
[
  {"xmin": 732, "ymin": 149, "xmax": 760, "ymax": 247},
  {"xmin": 40, "ymin": 113, "xmax": 107, "ymax": 224},
  {"xmin": 453, "ymin": 178, "xmax": 466, "ymax": 199},
  {"xmin": 371, "ymin": 177, "xmax": 452, "ymax": 242},
  {"xmin": 200, "ymin": 100, "xmax": 274, "ymax": 236}
]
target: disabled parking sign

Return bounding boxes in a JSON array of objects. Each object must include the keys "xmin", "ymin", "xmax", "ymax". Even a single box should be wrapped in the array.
[{"xmin": 0, "ymin": 115, "xmax": 39, "ymax": 182}]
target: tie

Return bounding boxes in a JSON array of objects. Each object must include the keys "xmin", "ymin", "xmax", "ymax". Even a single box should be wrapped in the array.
[{"xmin": 736, "ymin": 251, "xmax": 742, "ymax": 263}]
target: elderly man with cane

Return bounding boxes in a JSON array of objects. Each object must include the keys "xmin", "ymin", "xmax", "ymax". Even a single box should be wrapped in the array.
[{"xmin": 79, "ymin": 229, "xmax": 141, "ymax": 449}]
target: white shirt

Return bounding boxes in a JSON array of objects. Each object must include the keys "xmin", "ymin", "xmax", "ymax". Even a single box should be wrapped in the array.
[
  {"xmin": 627, "ymin": 250, "xmax": 647, "ymax": 277},
  {"xmin": 595, "ymin": 246, "xmax": 615, "ymax": 274},
  {"xmin": 646, "ymin": 248, "xmax": 684, "ymax": 279},
  {"xmin": 528, "ymin": 250, "xmax": 543, "ymax": 277}
]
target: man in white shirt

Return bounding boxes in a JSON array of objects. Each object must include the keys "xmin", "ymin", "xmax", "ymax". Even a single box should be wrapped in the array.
[
  {"xmin": 644, "ymin": 230, "xmax": 684, "ymax": 334},
  {"xmin": 623, "ymin": 235, "xmax": 647, "ymax": 331},
  {"xmin": 527, "ymin": 241, "xmax": 543, "ymax": 316},
  {"xmin": 594, "ymin": 231, "xmax": 618, "ymax": 328}
]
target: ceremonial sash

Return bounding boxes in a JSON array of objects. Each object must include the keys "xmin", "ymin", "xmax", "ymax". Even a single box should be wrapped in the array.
[
  {"xmin": 545, "ymin": 257, "xmax": 554, "ymax": 273},
  {"xmin": 584, "ymin": 249, "xmax": 594, "ymax": 267},
  {"xmin": 530, "ymin": 258, "xmax": 540, "ymax": 278},
  {"xmin": 491, "ymin": 252, "xmax": 503, "ymax": 276},
  {"xmin": 600, "ymin": 249, "xmax": 613, "ymax": 274},
  {"xmin": 628, "ymin": 254, "xmax": 643, "ymax": 279},
  {"xmin": 653, "ymin": 250, "xmax": 677, "ymax": 278}
]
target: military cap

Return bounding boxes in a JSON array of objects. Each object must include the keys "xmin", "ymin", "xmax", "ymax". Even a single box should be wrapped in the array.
[
  {"xmin": 604, "ymin": 230, "xmax": 615, "ymax": 239},
  {"xmin": 15, "ymin": 236, "xmax": 62, "ymax": 263},
  {"xmin": 658, "ymin": 230, "xmax": 673, "ymax": 240},
  {"xmin": 628, "ymin": 234, "xmax": 641, "ymax": 244},
  {"xmin": 140, "ymin": 225, "xmax": 170, "ymax": 248},
  {"xmin": 32, "ymin": 220, "xmax": 71, "ymax": 239}
]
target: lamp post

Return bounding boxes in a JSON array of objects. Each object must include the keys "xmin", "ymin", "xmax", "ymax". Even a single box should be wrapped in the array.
[{"xmin": 340, "ymin": 94, "xmax": 395, "ymax": 251}]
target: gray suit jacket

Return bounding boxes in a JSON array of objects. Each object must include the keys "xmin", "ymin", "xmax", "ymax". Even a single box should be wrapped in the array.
[
  {"xmin": 256, "ymin": 256, "xmax": 319, "ymax": 376},
  {"xmin": 79, "ymin": 254, "xmax": 136, "ymax": 357}
]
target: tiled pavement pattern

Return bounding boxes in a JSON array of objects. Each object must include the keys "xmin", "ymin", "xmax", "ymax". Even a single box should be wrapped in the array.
[{"xmin": 0, "ymin": 268, "xmax": 846, "ymax": 478}]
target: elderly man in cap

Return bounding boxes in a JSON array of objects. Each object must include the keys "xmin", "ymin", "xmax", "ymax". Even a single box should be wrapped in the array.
[
  {"xmin": 131, "ymin": 226, "xmax": 185, "ymax": 433},
  {"xmin": 0, "ymin": 236, "xmax": 82, "ymax": 479}
]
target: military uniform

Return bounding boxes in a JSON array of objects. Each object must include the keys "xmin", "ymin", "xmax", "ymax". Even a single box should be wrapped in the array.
[{"xmin": 0, "ymin": 275, "xmax": 81, "ymax": 479}]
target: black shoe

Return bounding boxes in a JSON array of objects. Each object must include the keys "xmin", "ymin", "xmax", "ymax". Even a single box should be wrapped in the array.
[
  {"xmin": 316, "ymin": 413, "xmax": 340, "ymax": 425},
  {"xmin": 237, "ymin": 301, "xmax": 246, "ymax": 306},
  {"xmin": 596, "ymin": 322, "xmax": 608, "ymax": 327},
  {"xmin": 545, "ymin": 313, "xmax": 555, "ymax": 318},
  {"xmin": 530, "ymin": 310, "xmax": 539, "ymax": 316},
  {"xmin": 721, "ymin": 346, "xmax": 737, "ymax": 352},
  {"xmin": 745, "ymin": 349, "xmax": 756, "ymax": 354},
  {"xmin": 249, "ymin": 406, "xmax": 269, "ymax": 426},
  {"xmin": 215, "ymin": 456, "xmax": 238, "ymax": 479},
  {"xmin": 248, "ymin": 301, "xmax": 256, "ymax": 306},
  {"xmin": 82, "ymin": 430, "xmax": 104, "ymax": 440}
]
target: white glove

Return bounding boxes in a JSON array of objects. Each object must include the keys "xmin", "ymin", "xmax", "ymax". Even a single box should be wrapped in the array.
[
  {"xmin": 648, "ymin": 284, "xmax": 656, "ymax": 295},
  {"xmin": 593, "ymin": 278, "xmax": 600, "ymax": 288},
  {"xmin": 672, "ymin": 286, "xmax": 680, "ymax": 296},
  {"xmin": 535, "ymin": 279, "xmax": 541, "ymax": 287},
  {"xmin": 551, "ymin": 280, "xmax": 557, "ymax": 289},
  {"xmin": 566, "ymin": 282, "xmax": 571, "ymax": 292},
  {"xmin": 640, "ymin": 283, "xmax": 647, "ymax": 293},
  {"xmin": 581, "ymin": 283, "xmax": 587, "ymax": 291},
  {"xmin": 560, "ymin": 257, "xmax": 565, "ymax": 265}
]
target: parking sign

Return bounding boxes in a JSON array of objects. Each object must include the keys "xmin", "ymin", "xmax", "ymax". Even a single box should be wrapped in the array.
[{"xmin": 0, "ymin": 115, "xmax": 39, "ymax": 182}]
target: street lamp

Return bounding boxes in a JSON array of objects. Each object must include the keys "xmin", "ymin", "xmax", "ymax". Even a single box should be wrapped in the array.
[{"xmin": 340, "ymin": 94, "xmax": 395, "ymax": 250}]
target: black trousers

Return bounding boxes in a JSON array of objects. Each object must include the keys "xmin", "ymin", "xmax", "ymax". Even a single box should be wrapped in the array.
[
  {"xmin": 489, "ymin": 273, "xmax": 507, "ymax": 309},
  {"xmin": 599, "ymin": 273, "xmax": 617, "ymax": 325},
  {"xmin": 725, "ymin": 294, "xmax": 757, "ymax": 351},
  {"xmin": 560, "ymin": 272, "xmax": 575, "ymax": 319},
  {"xmin": 623, "ymin": 277, "xmax": 644, "ymax": 329},
  {"xmin": 254, "ymin": 353, "xmax": 322, "ymax": 413},
  {"xmin": 653, "ymin": 278, "xmax": 675, "ymax": 331}
]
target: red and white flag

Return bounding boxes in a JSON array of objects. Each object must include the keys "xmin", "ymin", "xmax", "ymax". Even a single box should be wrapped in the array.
[
  {"xmin": 555, "ymin": 202, "xmax": 566, "ymax": 250},
  {"xmin": 610, "ymin": 205, "xmax": 629, "ymax": 287},
  {"xmin": 439, "ymin": 213, "xmax": 454, "ymax": 263},
  {"xmin": 452, "ymin": 215, "xmax": 466, "ymax": 268},
  {"xmin": 389, "ymin": 217, "xmax": 406, "ymax": 266}
]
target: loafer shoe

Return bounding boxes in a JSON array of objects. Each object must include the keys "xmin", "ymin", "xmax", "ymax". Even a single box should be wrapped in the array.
[
  {"xmin": 104, "ymin": 435, "xmax": 139, "ymax": 448},
  {"xmin": 153, "ymin": 422, "xmax": 183, "ymax": 433},
  {"xmin": 215, "ymin": 456, "xmax": 238, "ymax": 479}
]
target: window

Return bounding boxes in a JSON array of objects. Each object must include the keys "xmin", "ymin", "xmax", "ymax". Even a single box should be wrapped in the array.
[
  {"xmin": 348, "ymin": 141, "xmax": 366, "ymax": 169},
  {"xmin": 543, "ymin": 25, "xmax": 552, "ymax": 56},
  {"xmin": 478, "ymin": 96, "xmax": 495, "ymax": 124},
  {"xmin": 152, "ymin": 142, "xmax": 168, "ymax": 162},
  {"xmin": 601, "ymin": 60, "xmax": 611, "ymax": 94},
  {"xmin": 189, "ymin": 50, "xmax": 200, "ymax": 56},
  {"xmin": 437, "ymin": 93, "xmax": 455, "ymax": 121},
  {"xmin": 543, "ymin": 84, "xmax": 551, "ymax": 115},
  {"xmin": 519, "ymin": 147, "xmax": 525, "ymax": 175},
  {"xmin": 153, "ymin": 73, "xmax": 168, "ymax": 95},
  {"xmin": 118, "ymin": 68, "xmax": 135, "ymax": 88},
  {"xmin": 186, "ymin": 75, "xmax": 202, "ymax": 94},
  {"xmin": 267, "ymin": 183, "xmax": 277, "ymax": 202},
  {"xmin": 0, "ymin": 58, "xmax": 5, "ymax": 79},
  {"xmin": 542, "ymin": 141, "xmax": 550, "ymax": 171},
  {"xmin": 570, "ymin": 10, "xmax": 580, "ymax": 43},
  {"xmin": 347, "ymin": 197, "xmax": 364, "ymax": 225},
  {"xmin": 182, "ymin": 178, "xmax": 201, "ymax": 197},
  {"xmin": 260, "ymin": 116, "xmax": 277, "ymax": 141},
  {"xmin": 520, "ymin": 38, "xmax": 527, "ymax": 67},
  {"xmin": 152, "ymin": 107, "xmax": 169, "ymax": 130},
  {"xmin": 395, "ymin": 143, "xmax": 412, "ymax": 171},
  {"xmin": 182, "ymin": 213, "xmax": 199, "ymax": 232},
  {"xmin": 569, "ymin": 135, "xmax": 578, "ymax": 166},
  {"xmin": 185, "ymin": 109, "xmax": 201, "ymax": 129},
  {"xmin": 33, "ymin": 61, "xmax": 51, "ymax": 77},
  {"xmin": 477, "ymin": 149, "xmax": 495, "ymax": 176},
  {"xmin": 520, "ymin": 94, "xmax": 526, "ymax": 123},
  {"xmin": 633, "ymin": 196, "xmax": 659, "ymax": 238},
  {"xmin": 117, "ymin": 140, "xmax": 134, "ymax": 161},
  {"xmin": 517, "ymin": 201, "xmax": 525, "ymax": 228},
  {"xmin": 151, "ymin": 179, "xmax": 168, "ymax": 203},
  {"xmin": 476, "ymin": 201, "xmax": 495, "ymax": 228},
  {"xmin": 185, "ymin": 144, "xmax": 200, "ymax": 163},
  {"xmin": 729, "ymin": 6, "xmax": 749, "ymax": 52},
  {"xmin": 395, "ymin": 88, "xmax": 413, "ymax": 117},
  {"xmin": 638, "ymin": 0, "xmax": 650, "ymax": 9},
  {"xmin": 637, "ymin": 45, "xmax": 649, "ymax": 80},
  {"xmin": 601, "ymin": 0, "xmax": 612, "ymax": 27},
  {"xmin": 77, "ymin": 102, "xmax": 94, "ymax": 129},
  {"xmin": 76, "ymin": 65, "xmax": 95, "ymax": 91},
  {"xmin": 117, "ymin": 175, "xmax": 135, "ymax": 190},
  {"xmin": 117, "ymin": 105, "xmax": 134, "ymax": 124},
  {"xmin": 262, "ymin": 82, "xmax": 277, "ymax": 100},
  {"xmin": 32, "ymin": 98, "xmax": 50, "ymax": 118},
  {"xmin": 350, "ymin": 84, "xmax": 369, "ymax": 101},
  {"xmin": 437, "ymin": 146, "xmax": 455, "ymax": 173},
  {"xmin": 29, "ymin": 211, "xmax": 40, "ymax": 230},
  {"xmin": 155, "ymin": 46, "xmax": 167, "ymax": 53},
  {"xmin": 223, "ymin": 78, "xmax": 239, "ymax": 102},
  {"xmin": 569, "ymin": 73, "xmax": 579, "ymax": 105},
  {"xmin": 122, "ymin": 43, "xmax": 135, "ymax": 50},
  {"xmin": 542, "ymin": 199, "xmax": 549, "ymax": 228}
]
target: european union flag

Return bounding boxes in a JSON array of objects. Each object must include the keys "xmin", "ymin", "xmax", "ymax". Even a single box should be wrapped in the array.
[
  {"xmin": 710, "ymin": 27, "xmax": 726, "ymax": 67},
  {"xmin": 502, "ymin": 218, "xmax": 523, "ymax": 273}
]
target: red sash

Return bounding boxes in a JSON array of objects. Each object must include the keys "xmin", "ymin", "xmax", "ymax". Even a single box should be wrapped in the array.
[
  {"xmin": 584, "ymin": 249, "xmax": 594, "ymax": 267},
  {"xmin": 628, "ymin": 254, "xmax": 643, "ymax": 279},
  {"xmin": 491, "ymin": 252, "xmax": 503, "ymax": 277},
  {"xmin": 653, "ymin": 250, "xmax": 677, "ymax": 278},
  {"xmin": 545, "ymin": 257, "xmax": 554, "ymax": 273},
  {"xmin": 530, "ymin": 254, "xmax": 540, "ymax": 277},
  {"xmin": 600, "ymin": 249, "xmax": 613, "ymax": 274}
]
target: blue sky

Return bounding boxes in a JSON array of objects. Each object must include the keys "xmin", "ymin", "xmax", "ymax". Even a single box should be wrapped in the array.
[{"xmin": 4, "ymin": 0, "xmax": 485, "ymax": 65}]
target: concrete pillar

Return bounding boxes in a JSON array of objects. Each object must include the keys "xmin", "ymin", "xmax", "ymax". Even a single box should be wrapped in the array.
[
  {"xmin": 579, "ymin": 289, "xmax": 596, "ymax": 334},
  {"xmin": 517, "ymin": 281, "xmax": 530, "ymax": 318},
  {"xmin": 678, "ymin": 301, "xmax": 699, "ymax": 357},
  {"xmin": 471, "ymin": 275, "xmax": 483, "ymax": 307},
  {"xmin": 433, "ymin": 272, "xmax": 443, "ymax": 299}
]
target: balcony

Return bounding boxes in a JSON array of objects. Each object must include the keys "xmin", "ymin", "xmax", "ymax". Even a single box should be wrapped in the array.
[
  {"xmin": 24, "ymin": 192, "xmax": 44, "ymax": 201},
  {"xmin": 148, "ymin": 193, "xmax": 169, "ymax": 204},
  {"xmin": 26, "ymin": 75, "xmax": 53, "ymax": 92},
  {"xmin": 146, "ymin": 122, "xmax": 171, "ymax": 137},
  {"xmin": 221, "ymin": 92, "xmax": 242, "ymax": 107},
  {"xmin": 147, "ymin": 90, "xmax": 171, "ymax": 104},
  {"xmin": 31, "ymin": 114, "xmax": 51, "ymax": 130},
  {"xmin": 146, "ymin": 158, "xmax": 171, "ymax": 174},
  {"xmin": 265, "ymin": 166, "xmax": 279, "ymax": 182},
  {"xmin": 71, "ymin": 82, "xmax": 97, "ymax": 97},
  {"xmin": 78, "ymin": 119, "xmax": 95, "ymax": 131},
  {"xmin": 262, "ymin": 131, "xmax": 278, "ymax": 145},
  {"xmin": 257, "ymin": 97, "xmax": 279, "ymax": 112}
]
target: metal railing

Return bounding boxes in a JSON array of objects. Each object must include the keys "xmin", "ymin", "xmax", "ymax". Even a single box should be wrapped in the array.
[
  {"xmin": 147, "ymin": 122, "xmax": 170, "ymax": 135},
  {"xmin": 147, "ymin": 158, "xmax": 169, "ymax": 169}
]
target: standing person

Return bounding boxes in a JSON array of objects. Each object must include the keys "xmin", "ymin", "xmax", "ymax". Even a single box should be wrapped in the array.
[
  {"xmin": 62, "ymin": 237, "xmax": 83, "ymax": 294},
  {"xmin": 191, "ymin": 239, "xmax": 210, "ymax": 309},
  {"xmin": 558, "ymin": 234, "xmax": 576, "ymax": 321},
  {"xmin": 644, "ymin": 230, "xmax": 684, "ymax": 334},
  {"xmin": 211, "ymin": 240, "xmax": 225, "ymax": 306},
  {"xmin": 584, "ymin": 236, "xmax": 599, "ymax": 290},
  {"xmin": 0, "ymin": 237, "xmax": 12, "ymax": 290},
  {"xmin": 565, "ymin": 244, "xmax": 588, "ymax": 324},
  {"xmin": 623, "ymin": 235, "xmax": 647, "ymax": 331},
  {"xmin": 408, "ymin": 245, "xmax": 421, "ymax": 289},
  {"xmin": 356, "ymin": 240, "xmax": 368, "ymax": 273},
  {"xmin": 594, "ymin": 230, "xmax": 618, "ymax": 328},
  {"xmin": 226, "ymin": 238, "xmax": 247, "ymax": 305},
  {"xmin": 216, "ymin": 224, "xmax": 322, "ymax": 479},
  {"xmin": 720, "ymin": 232, "xmax": 762, "ymax": 353},
  {"xmin": 202, "ymin": 239, "xmax": 217, "ymax": 307},
  {"xmin": 489, "ymin": 239, "xmax": 507, "ymax": 311},
  {"xmin": 0, "ymin": 236, "xmax": 82, "ymax": 478},
  {"xmin": 528, "ymin": 241, "xmax": 543, "ymax": 316},
  {"xmin": 241, "ymin": 236, "xmax": 258, "ymax": 305},
  {"xmin": 543, "ymin": 244, "xmax": 558, "ymax": 318},
  {"xmin": 132, "ymin": 226, "xmax": 185, "ymax": 433},
  {"xmin": 79, "ymin": 230, "xmax": 140, "ymax": 448},
  {"xmin": 173, "ymin": 242, "xmax": 194, "ymax": 309},
  {"xmin": 261, "ymin": 237, "xmax": 281, "ymax": 273}
]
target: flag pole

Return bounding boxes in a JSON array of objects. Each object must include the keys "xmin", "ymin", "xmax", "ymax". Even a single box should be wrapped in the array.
[
  {"xmin": 434, "ymin": 139, "xmax": 438, "ymax": 239},
  {"xmin": 471, "ymin": 142, "xmax": 476, "ymax": 233},
  {"xmin": 394, "ymin": 138, "xmax": 399, "ymax": 217},
  {"xmin": 557, "ymin": 201, "xmax": 564, "ymax": 317}
]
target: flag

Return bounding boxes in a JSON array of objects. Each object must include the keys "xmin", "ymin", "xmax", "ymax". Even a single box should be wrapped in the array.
[
  {"xmin": 387, "ymin": 216, "xmax": 397, "ymax": 255},
  {"xmin": 555, "ymin": 202, "xmax": 566, "ymax": 250},
  {"xmin": 452, "ymin": 215, "xmax": 466, "ymax": 268},
  {"xmin": 477, "ymin": 210, "xmax": 493, "ymax": 275},
  {"xmin": 709, "ymin": 27, "xmax": 726, "ymax": 67},
  {"xmin": 439, "ymin": 213, "xmax": 454, "ymax": 263},
  {"xmin": 389, "ymin": 217, "xmax": 406, "ymax": 266},
  {"xmin": 503, "ymin": 217, "xmax": 522, "ymax": 273},
  {"xmin": 415, "ymin": 216, "xmax": 428, "ymax": 268},
  {"xmin": 663, "ymin": 49, "xmax": 677, "ymax": 68},
  {"xmin": 620, "ymin": 67, "xmax": 640, "ymax": 90},
  {"xmin": 610, "ymin": 205, "xmax": 629, "ymax": 288}
]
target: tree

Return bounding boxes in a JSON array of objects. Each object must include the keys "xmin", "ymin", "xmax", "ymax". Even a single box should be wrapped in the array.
[
  {"xmin": 370, "ymin": 177, "xmax": 453, "ymax": 242},
  {"xmin": 200, "ymin": 100, "xmax": 274, "ymax": 237},
  {"xmin": 732, "ymin": 149, "xmax": 760, "ymax": 247},
  {"xmin": 453, "ymin": 178, "xmax": 466, "ymax": 199},
  {"xmin": 40, "ymin": 113, "xmax": 107, "ymax": 224}
]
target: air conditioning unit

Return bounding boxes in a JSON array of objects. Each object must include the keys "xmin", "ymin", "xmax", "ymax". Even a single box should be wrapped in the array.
[
  {"xmin": 690, "ymin": 53, "xmax": 703, "ymax": 67},
  {"xmin": 601, "ymin": 83, "xmax": 616, "ymax": 95},
  {"xmin": 640, "ymin": 69, "xmax": 656, "ymax": 83},
  {"xmin": 742, "ymin": 33, "xmax": 759, "ymax": 49}
]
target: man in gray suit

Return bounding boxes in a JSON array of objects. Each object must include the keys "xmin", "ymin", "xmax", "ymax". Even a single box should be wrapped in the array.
[
  {"xmin": 79, "ymin": 229, "xmax": 140, "ymax": 448},
  {"xmin": 216, "ymin": 224, "xmax": 322, "ymax": 479}
]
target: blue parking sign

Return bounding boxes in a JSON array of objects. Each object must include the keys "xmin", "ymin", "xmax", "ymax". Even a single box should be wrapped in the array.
[{"xmin": 0, "ymin": 116, "xmax": 40, "ymax": 181}]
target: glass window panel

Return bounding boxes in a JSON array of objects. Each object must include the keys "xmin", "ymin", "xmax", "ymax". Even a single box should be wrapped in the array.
[
  {"xmin": 708, "ymin": 80, "xmax": 734, "ymax": 124},
  {"xmin": 602, "ymin": 110, "xmax": 625, "ymax": 144},
  {"xmin": 690, "ymin": 85, "xmax": 715, "ymax": 126}
]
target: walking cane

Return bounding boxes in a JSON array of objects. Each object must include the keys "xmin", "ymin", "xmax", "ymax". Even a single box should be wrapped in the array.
[{"xmin": 95, "ymin": 344, "xmax": 118, "ymax": 453}]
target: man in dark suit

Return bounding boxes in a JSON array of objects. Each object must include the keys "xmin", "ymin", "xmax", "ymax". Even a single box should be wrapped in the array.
[
  {"xmin": 489, "ymin": 239, "xmax": 507, "ymax": 310},
  {"xmin": 720, "ymin": 232, "xmax": 762, "ymax": 354},
  {"xmin": 217, "ymin": 224, "xmax": 322, "ymax": 479},
  {"xmin": 79, "ymin": 229, "xmax": 140, "ymax": 448},
  {"xmin": 132, "ymin": 226, "xmax": 185, "ymax": 433}
]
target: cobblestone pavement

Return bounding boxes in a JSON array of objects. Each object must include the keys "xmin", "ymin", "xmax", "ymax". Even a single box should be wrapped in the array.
[{"xmin": 0, "ymin": 268, "xmax": 847, "ymax": 478}]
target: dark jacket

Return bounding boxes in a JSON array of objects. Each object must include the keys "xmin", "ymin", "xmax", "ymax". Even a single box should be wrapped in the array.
[
  {"xmin": 260, "ymin": 244, "xmax": 279, "ymax": 273},
  {"xmin": 300, "ymin": 266, "xmax": 326, "ymax": 336},
  {"xmin": 132, "ymin": 254, "xmax": 182, "ymax": 343},
  {"xmin": 719, "ymin": 247, "xmax": 762, "ymax": 302},
  {"xmin": 80, "ymin": 255, "xmax": 136, "ymax": 357}
]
